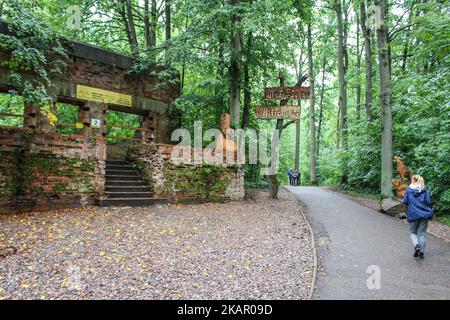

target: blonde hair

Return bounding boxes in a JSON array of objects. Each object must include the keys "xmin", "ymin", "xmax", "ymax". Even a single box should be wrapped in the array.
[{"xmin": 411, "ymin": 175, "xmax": 425, "ymax": 189}]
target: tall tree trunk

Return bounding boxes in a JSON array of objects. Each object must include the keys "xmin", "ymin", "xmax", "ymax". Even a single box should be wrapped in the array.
[
  {"xmin": 119, "ymin": 0, "xmax": 138, "ymax": 56},
  {"xmin": 376, "ymin": 0, "xmax": 393, "ymax": 198},
  {"xmin": 317, "ymin": 54, "xmax": 326, "ymax": 160},
  {"xmin": 229, "ymin": 0, "xmax": 242, "ymax": 128},
  {"xmin": 150, "ymin": 0, "xmax": 157, "ymax": 48},
  {"xmin": 165, "ymin": 0, "xmax": 171, "ymax": 41},
  {"xmin": 125, "ymin": 0, "xmax": 139, "ymax": 55},
  {"xmin": 335, "ymin": 0, "xmax": 348, "ymax": 184},
  {"xmin": 294, "ymin": 45, "xmax": 304, "ymax": 172},
  {"xmin": 356, "ymin": 9, "xmax": 362, "ymax": 121},
  {"xmin": 343, "ymin": 1, "xmax": 349, "ymax": 73},
  {"xmin": 401, "ymin": 3, "xmax": 416, "ymax": 72},
  {"xmin": 180, "ymin": 16, "xmax": 188, "ymax": 91},
  {"xmin": 242, "ymin": 32, "xmax": 252, "ymax": 129},
  {"xmin": 215, "ymin": 31, "xmax": 227, "ymax": 124},
  {"xmin": 144, "ymin": 0, "xmax": 151, "ymax": 48},
  {"xmin": 214, "ymin": 29, "xmax": 229, "ymax": 123},
  {"xmin": 181, "ymin": 61, "xmax": 186, "ymax": 90},
  {"xmin": 360, "ymin": 0, "xmax": 374, "ymax": 121},
  {"xmin": 307, "ymin": 23, "xmax": 317, "ymax": 185},
  {"xmin": 294, "ymin": 110, "xmax": 301, "ymax": 171}
]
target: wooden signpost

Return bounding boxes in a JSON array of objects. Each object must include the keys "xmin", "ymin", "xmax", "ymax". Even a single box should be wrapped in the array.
[
  {"xmin": 264, "ymin": 86, "xmax": 311, "ymax": 101},
  {"xmin": 257, "ymin": 74, "xmax": 312, "ymax": 193},
  {"xmin": 255, "ymin": 85, "xmax": 311, "ymax": 120},
  {"xmin": 255, "ymin": 106, "xmax": 300, "ymax": 119}
]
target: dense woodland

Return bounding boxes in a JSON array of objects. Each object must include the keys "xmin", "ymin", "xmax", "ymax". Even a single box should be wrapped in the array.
[{"xmin": 0, "ymin": 0, "xmax": 448, "ymax": 217}]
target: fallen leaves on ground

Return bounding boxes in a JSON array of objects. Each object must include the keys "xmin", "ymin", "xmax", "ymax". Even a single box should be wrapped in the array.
[{"xmin": 0, "ymin": 190, "xmax": 314, "ymax": 300}]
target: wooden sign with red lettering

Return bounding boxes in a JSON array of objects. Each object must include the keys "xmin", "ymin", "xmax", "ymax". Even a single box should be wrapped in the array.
[
  {"xmin": 264, "ymin": 86, "xmax": 311, "ymax": 101},
  {"xmin": 255, "ymin": 106, "xmax": 300, "ymax": 119}
]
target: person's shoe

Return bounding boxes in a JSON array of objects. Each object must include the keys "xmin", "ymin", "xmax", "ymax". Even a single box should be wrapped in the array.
[
  {"xmin": 414, "ymin": 245, "xmax": 420, "ymax": 257},
  {"xmin": 419, "ymin": 252, "xmax": 424, "ymax": 259}
]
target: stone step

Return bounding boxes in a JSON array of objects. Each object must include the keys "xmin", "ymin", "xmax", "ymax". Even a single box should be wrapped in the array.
[
  {"xmin": 105, "ymin": 160, "xmax": 129, "ymax": 166},
  {"xmin": 105, "ymin": 165, "xmax": 135, "ymax": 171},
  {"xmin": 106, "ymin": 181, "xmax": 147, "ymax": 187},
  {"xmin": 105, "ymin": 169, "xmax": 139, "ymax": 176},
  {"xmin": 106, "ymin": 175, "xmax": 141, "ymax": 182},
  {"xmin": 105, "ymin": 186, "xmax": 152, "ymax": 192},
  {"xmin": 96, "ymin": 197, "xmax": 168, "ymax": 207},
  {"xmin": 105, "ymin": 192, "xmax": 154, "ymax": 199}
]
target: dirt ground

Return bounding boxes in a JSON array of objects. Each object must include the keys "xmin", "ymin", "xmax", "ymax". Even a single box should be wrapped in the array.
[{"xmin": 0, "ymin": 189, "xmax": 314, "ymax": 300}]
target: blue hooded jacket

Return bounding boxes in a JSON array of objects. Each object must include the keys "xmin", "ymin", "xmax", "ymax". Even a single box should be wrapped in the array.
[{"xmin": 402, "ymin": 186, "xmax": 433, "ymax": 222}]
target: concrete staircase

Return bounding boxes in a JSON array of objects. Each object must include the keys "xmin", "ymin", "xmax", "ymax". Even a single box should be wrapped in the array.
[{"xmin": 96, "ymin": 160, "xmax": 167, "ymax": 207}]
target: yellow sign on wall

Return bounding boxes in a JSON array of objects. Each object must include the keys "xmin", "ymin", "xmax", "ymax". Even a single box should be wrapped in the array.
[{"xmin": 76, "ymin": 84, "xmax": 132, "ymax": 107}]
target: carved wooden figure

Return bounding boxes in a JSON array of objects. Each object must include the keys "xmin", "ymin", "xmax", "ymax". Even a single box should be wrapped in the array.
[
  {"xmin": 219, "ymin": 113, "xmax": 237, "ymax": 161},
  {"xmin": 394, "ymin": 155, "xmax": 411, "ymax": 184},
  {"xmin": 392, "ymin": 178, "xmax": 407, "ymax": 197}
]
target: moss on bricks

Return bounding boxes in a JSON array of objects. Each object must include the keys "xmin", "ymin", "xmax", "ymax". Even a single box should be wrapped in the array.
[
  {"xmin": 0, "ymin": 151, "xmax": 98, "ymax": 197},
  {"xmin": 161, "ymin": 162, "xmax": 232, "ymax": 202},
  {"xmin": 0, "ymin": 152, "xmax": 18, "ymax": 197},
  {"xmin": 132, "ymin": 159, "xmax": 154, "ymax": 190}
]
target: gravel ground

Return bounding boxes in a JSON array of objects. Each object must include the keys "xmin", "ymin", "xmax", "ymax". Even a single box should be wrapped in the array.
[
  {"xmin": 323, "ymin": 186, "xmax": 450, "ymax": 242},
  {"xmin": 0, "ymin": 189, "xmax": 314, "ymax": 300}
]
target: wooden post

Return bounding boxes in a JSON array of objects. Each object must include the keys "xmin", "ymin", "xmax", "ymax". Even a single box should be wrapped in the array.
[{"xmin": 294, "ymin": 100, "xmax": 301, "ymax": 171}]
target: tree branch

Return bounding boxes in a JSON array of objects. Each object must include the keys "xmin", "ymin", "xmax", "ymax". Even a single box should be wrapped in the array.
[{"xmin": 282, "ymin": 120, "xmax": 296, "ymax": 130}]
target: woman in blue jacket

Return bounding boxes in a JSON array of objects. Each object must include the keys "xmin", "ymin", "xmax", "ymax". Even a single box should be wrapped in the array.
[{"xmin": 402, "ymin": 175, "xmax": 433, "ymax": 259}]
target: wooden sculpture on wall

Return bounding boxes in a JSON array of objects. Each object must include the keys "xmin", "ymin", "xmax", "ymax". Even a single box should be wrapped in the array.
[
  {"xmin": 219, "ymin": 113, "xmax": 237, "ymax": 157},
  {"xmin": 392, "ymin": 156, "xmax": 411, "ymax": 197},
  {"xmin": 394, "ymin": 155, "xmax": 411, "ymax": 184}
]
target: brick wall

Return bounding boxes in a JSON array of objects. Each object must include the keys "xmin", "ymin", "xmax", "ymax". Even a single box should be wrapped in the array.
[
  {"xmin": 0, "ymin": 127, "xmax": 104, "ymax": 213},
  {"xmin": 64, "ymin": 57, "xmax": 179, "ymax": 105},
  {"xmin": 127, "ymin": 142, "xmax": 245, "ymax": 202}
]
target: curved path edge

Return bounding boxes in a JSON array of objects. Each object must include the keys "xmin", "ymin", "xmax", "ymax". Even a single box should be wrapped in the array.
[{"xmin": 284, "ymin": 187, "xmax": 318, "ymax": 300}]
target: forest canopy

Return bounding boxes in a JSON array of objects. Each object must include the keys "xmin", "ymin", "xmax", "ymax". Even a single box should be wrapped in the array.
[{"xmin": 0, "ymin": 0, "xmax": 449, "ymax": 216}]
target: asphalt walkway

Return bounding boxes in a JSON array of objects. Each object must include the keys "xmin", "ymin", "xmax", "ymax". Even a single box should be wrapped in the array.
[{"xmin": 288, "ymin": 186, "xmax": 450, "ymax": 300}]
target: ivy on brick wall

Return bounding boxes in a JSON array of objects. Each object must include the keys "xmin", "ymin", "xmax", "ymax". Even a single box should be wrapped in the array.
[{"xmin": 161, "ymin": 162, "xmax": 233, "ymax": 202}]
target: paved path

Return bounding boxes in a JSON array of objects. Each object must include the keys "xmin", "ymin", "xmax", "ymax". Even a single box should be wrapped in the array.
[{"xmin": 287, "ymin": 186, "xmax": 450, "ymax": 300}]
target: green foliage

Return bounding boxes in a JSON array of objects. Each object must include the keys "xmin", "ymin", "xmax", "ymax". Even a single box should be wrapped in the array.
[
  {"xmin": 335, "ymin": 0, "xmax": 450, "ymax": 214},
  {"xmin": 0, "ymin": 94, "xmax": 24, "ymax": 126},
  {"xmin": 106, "ymin": 110, "xmax": 140, "ymax": 143},
  {"xmin": 1, "ymin": 0, "xmax": 448, "ymax": 215},
  {"xmin": 54, "ymin": 103, "xmax": 78, "ymax": 134},
  {"xmin": 0, "ymin": 0, "xmax": 67, "ymax": 106}
]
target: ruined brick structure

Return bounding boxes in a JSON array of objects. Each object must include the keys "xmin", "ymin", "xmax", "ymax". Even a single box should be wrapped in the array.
[
  {"xmin": 128, "ymin": 143, "xmax": 244, "ymax": 203},
  {"xmin": 0, "ymin": 25, "xmax": 244, "ymax": 213}
]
